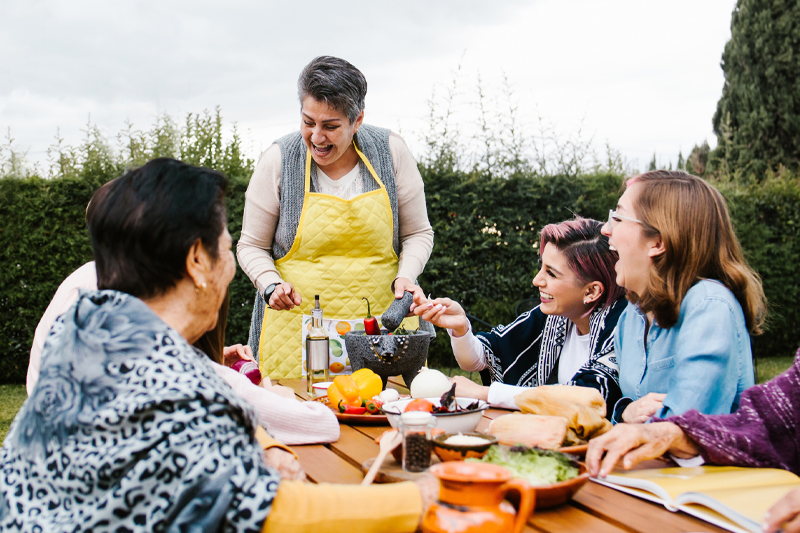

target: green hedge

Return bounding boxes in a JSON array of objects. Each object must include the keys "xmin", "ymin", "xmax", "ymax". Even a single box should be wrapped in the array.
[
  {"xmin": 2, "ymin": 165, "xmax": 799, "ymax": 384},
  {"xmin": 418, "ymin": 169, "xmax": 800, "ymax": 367}
]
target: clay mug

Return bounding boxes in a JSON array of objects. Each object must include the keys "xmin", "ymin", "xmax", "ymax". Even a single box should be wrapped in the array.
[{"xmin": 421, "ymin": 461, "xmax": 535, "ymax": 533}]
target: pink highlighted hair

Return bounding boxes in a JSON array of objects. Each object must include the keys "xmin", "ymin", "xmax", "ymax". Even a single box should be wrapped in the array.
[{"xmin": 539, "ymin": 217, "xmax": 624, "ymax": 311}]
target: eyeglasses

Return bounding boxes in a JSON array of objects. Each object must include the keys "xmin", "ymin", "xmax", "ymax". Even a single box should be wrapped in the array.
[{"xmin": 607, "ymin": 209, "xmax": 642, "ymax": 227}]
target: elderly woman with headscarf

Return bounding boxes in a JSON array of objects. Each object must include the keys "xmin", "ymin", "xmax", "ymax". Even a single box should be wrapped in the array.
[
  {"xmin": 237, "ymin": 55, "xmax": 434, "ymax": 379},
  {"xmin": 0, "ymin": 158, "xmax": 435, "ymax": 532}
]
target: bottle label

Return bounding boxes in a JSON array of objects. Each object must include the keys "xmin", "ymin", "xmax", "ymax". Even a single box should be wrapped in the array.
[{"xmin": 300, "ymin": 315, "xmax": 375, "ymax": 377}]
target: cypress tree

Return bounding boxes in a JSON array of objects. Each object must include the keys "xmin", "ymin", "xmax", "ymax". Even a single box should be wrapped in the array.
[{"xmin": 712, "ymin": 0, "xmax": 800, "ymax": 178}]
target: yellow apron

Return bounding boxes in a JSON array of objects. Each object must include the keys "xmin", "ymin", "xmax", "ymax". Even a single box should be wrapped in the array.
[{"xmin": 259, "ymin": 144, "xmax": 400, "ymax": 379}]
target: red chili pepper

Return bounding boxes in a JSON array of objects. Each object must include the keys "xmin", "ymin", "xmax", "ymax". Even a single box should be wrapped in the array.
[
  {"xmin": 365, "ymin": 398, "xmax": 384, "ymax": 414},
  {"xmin": 338, "ymin": 400, "xmax": 367, "ymax": 415},
  {"xmin": 362, "ymin": 297, "xmax": 381, "ymax": 335}
]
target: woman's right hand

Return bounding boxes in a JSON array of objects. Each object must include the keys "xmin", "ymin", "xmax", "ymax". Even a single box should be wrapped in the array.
[
  {"xmin": 621, "ymin": 393, "xmax": 667, "ymax": 423},
  {"xmin": 269, "ymin": 282, "xmax": 302, "ymax": 311},
  {"xmin": 411, "ymin": 294, "xmax": 470, "ymax": 337},
  {"xmin": 451, "ymin": 376, "xmax": 489, "ymax": 401}
]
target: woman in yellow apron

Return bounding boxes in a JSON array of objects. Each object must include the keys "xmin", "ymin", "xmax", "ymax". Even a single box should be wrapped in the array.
[{"xmin": 237, "ymin": 56, "xmax": 434, "ymax": 379}]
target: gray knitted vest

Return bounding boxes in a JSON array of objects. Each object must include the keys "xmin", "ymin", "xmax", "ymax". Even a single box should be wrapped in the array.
[{"xmin": 272, "ymin": 124, "xmax": 400, "ymax": 260}]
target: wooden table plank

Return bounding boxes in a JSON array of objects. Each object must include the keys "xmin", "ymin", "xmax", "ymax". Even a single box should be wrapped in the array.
[
  {"xmin": 293, "ymin": 444, "xmax": 364, "ymax": 485},
  {"xmin": 529, "ymin": 503, "xmax": 631, "ymax": 533},
  {"xmin": 573, "ymin": 481, "xmax": 728, "ymax": 533},
  {"xmin": 329, "ymin": 425, "xmax": 387, "ymax": 469}
]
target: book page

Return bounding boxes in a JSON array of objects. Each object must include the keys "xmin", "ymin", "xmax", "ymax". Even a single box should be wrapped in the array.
[
  {"xmin": 608, "ymin": 466, "xmax": 800, "ymax": 501},
  {"xmin": 678, "ymin": 485, "xmax": 800, "ymax": 526}
]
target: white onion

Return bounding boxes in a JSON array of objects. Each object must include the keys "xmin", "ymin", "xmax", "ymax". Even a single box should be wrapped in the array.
[
  {"xmin": 377, "ymin": 389, "xmax": 400, "ymax": 403},
  {"xmin": 409, "ymin": 367, "xmax": 452, "ymax": 399}
]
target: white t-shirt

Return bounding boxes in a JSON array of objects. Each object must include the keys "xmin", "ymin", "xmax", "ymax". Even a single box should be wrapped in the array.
[
  {"xmin": 557, "ymin": 322, "xmax": 592, "ymax": 384},
  {"xmin": 313, "ymin": 164, "xmax": 363, "ymax": 199}
]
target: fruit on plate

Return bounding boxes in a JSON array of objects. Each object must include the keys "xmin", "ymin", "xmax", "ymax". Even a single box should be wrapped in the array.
[
  {"xmin": 326, "ymin": 368, "xmax": 384, "ymax": 412},
  {"xmin": 328, "ymin": 375, "xmax": 362, "ymax": 408},
  {"xmin": 352, "ymin": 368, "xmax": 383, "ymax": 400},
  {"xmin": 405, "ymin": 398, "xmax": 435, "ymax": 413}
]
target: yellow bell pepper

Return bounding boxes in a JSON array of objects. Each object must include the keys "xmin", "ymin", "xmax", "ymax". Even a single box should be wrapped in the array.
[
  {"xmin": 352, "ymin": 368, "xmax": 383, "ymax": 401},
  {"xmin": 328, "ymin": 375, "xmax": 362, "ymax": 407}
]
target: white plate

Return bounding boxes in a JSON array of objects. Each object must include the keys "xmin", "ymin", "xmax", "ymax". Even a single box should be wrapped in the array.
[{"xmin": 312, "ymin": 382, "xmax": 333, "ymax": 393}]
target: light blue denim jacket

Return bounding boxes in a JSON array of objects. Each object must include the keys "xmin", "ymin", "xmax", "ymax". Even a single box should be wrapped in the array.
[{"xmin": 613, "ymin": 280, "xmax": 754, "ymax": 423}]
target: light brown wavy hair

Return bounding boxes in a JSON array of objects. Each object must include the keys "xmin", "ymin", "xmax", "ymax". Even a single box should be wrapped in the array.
[{"xmin": 626, "ymin": 170, "xmax": 766, "ymax": 333}]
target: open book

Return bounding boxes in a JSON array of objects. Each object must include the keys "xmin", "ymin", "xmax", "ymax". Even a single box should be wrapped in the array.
[{"xmin": 592, "ymin": 466, "xmax": 800, "ymax": 533}]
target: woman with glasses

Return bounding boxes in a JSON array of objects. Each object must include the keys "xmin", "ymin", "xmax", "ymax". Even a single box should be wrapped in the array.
[
  {"xmin": 413, "ymin": 217, "xmax": 628, "ymax": 419},
  {"xmin": 601, "ymin": 170, "xmax": 766, "ymax": 424}
]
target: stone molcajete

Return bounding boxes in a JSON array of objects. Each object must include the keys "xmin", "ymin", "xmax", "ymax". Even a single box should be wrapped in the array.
[{"xmin": 344, "ymin": 293, "xmax": 435, "ymax": 387}]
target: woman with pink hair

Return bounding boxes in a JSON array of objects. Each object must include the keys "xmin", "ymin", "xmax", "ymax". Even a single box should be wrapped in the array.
[{"xmin": 414, "ymin": 217, "xmax": 626, "ymax": 418}]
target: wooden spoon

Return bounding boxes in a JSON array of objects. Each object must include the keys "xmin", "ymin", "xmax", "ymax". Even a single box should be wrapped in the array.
[{"xmin": 362, "ymin": 429, "xmax": 402, "ymax": 485}]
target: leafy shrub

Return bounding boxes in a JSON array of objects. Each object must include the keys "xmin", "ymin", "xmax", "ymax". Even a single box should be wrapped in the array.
[{"xmin": 2, "ymin": 108, "xmax": 800, "ymax": 384}]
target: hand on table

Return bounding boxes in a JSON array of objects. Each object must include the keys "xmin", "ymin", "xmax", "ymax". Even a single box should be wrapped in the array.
[
  {"xmin": 264, "ymin": 447, "xmax": 306, "ymax": 481},
  {"xmin": 586, "ymin": 422, "xmax": 700, "ymax": 477},
  {"xmin": 269, "ymin": 282, "xmax": 302, "ymax": 311},
  {"xmin": 764, "ymin": 488, "xmax": 800, "ymax": 533},
  {"xmin": 621, "ymin": 393, "xmax": 667, "ymax": 423},
  {"xmin": 450, "ymin": 375, "xmax": 489, "ymax": 402},
  {"xmin": 411, "ymin": 294, "xmax": 470, "ymax": 337},
  {"xmin": 223, "ymin": 343, "xmax": 254, "ymax": 367},
  {"xmin": 266, "ymin": 384, "xmax": 298, "ymax": 400}
]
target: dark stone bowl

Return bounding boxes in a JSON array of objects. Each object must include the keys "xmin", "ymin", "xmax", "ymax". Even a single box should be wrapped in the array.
[{"xmin": 344, "ymin": 320, "xmax": 435, "ymax": 388}]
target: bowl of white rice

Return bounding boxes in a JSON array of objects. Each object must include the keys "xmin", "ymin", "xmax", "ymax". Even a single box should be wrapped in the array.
[{"xmin": 432, "ymin": 432, "xmax": 498, "ymax": 462}]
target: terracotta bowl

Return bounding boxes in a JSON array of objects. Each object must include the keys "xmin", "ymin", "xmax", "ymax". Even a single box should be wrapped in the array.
[
  {"xmin": 432, "ymin": 432, "xmax": 498, "ymax": 462},
  {"xmin": 530, "ymin": 462, "xmax": 591, "ymax": 509}
]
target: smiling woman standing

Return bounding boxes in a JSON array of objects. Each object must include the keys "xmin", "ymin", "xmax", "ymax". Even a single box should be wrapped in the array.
[
  {"xmin": 601, "ymin": 170, "xmax": 766, "ymax": 424},
  {"xmin": 237, "ymin": 56, "xmax": 434, "ymax": 379}
]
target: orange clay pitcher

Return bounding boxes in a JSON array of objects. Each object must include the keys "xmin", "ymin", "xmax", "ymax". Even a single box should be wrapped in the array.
[{"xmin": 421, "ymin": 461, "xmax": 535, "ymax": 533}]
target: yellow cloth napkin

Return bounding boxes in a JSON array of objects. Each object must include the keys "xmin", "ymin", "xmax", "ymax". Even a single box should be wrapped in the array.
[{"xmin": 513, "ymin": 385, "xmax": 612, "ymax": 446}]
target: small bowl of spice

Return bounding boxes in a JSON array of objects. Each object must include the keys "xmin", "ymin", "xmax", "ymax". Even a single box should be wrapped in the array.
[{"xmin": 432, "ymin": 432, "xmax": 498, "ymax": 462}]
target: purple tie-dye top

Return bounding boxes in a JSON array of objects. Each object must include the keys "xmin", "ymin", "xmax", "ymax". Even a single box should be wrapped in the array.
[{"xmin": 657, "ymin": 348, "xmax": 800, "ymax": 475}]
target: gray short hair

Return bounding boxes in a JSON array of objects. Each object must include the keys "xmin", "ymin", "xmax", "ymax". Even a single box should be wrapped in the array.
[{"xmin": 298, "ymin": 56, "xmax": 367, "ymax": 124}]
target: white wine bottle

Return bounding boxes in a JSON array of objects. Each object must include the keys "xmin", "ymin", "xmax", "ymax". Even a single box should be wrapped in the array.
[{"xmin": 305, "ymin": 295, "xmax": 330, "ymax": 396}]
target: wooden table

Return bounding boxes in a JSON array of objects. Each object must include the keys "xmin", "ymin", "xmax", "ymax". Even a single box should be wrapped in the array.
[{"xmin": 278, "ymin": 378, "xmax": 727, "ymax": 533}]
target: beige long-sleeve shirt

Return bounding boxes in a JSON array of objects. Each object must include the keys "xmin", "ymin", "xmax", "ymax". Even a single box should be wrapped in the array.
[{"xmin": 237, "ymin": 133, "xmax": 434, "ymax": 294}]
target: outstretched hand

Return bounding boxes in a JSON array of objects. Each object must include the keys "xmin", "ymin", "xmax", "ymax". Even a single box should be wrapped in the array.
[{"xmin": 411, "ymin": 293, "xmax": 470, "ymax": 337}]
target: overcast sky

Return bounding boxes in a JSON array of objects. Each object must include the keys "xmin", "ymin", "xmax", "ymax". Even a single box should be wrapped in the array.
[{"xmin": 0, "ymin": 0, "xmax": 736, "ymax": 173}]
